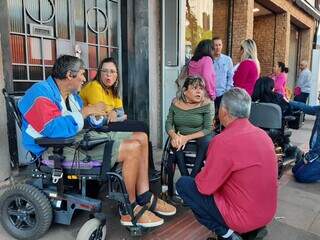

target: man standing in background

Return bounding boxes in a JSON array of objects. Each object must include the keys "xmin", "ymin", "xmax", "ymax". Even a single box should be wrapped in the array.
[
  {"xmin": 294, "ymin": 60, "xmax": 311, "ymax": 103},
  {"xmin": 212, "ymin": 37, "xmax": 234, "ymax": 111}
]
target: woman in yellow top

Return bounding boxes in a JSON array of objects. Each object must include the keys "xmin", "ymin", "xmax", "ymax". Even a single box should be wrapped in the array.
[
  {"xmin": 80, "ymin": 58, "xmax": 126, "ymax": 122},
  {"xmin": 80, "ymin": 57, "xmax": 158, "ymax": 174}
]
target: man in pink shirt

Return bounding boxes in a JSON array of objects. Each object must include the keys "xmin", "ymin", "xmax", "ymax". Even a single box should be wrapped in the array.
[{"xmin": 176, "ymin": 88, "xmax": 278, "ymax": 240}]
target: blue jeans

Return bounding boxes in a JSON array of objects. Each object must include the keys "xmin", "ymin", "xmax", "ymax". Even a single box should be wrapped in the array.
[
  {"xmin": 173, "ymin": 134, "xmax": 213, "ymax": 177},
  {"xmin": 292, "ymin": 153, "xmax": 320, "ymax": 183},
  {"xmin": 294, "ymin": 92, "xmax": 309, "ymax": 103},
  {"xmin": 289, "ymin": 101, "xmax": 320, "ymax": 116},
  {"xmin": 176, "ymin": 176, "xmax": 229, "ymax": 236}
]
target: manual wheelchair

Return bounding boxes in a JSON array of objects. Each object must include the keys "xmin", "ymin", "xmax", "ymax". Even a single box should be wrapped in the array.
[
  {"xmin": 0, "ymin": 89, "xmax": 145, "ymax": 240},
  {"xmin": 160, "ymin": 137, "xmax": 203, "ymax": 200}
]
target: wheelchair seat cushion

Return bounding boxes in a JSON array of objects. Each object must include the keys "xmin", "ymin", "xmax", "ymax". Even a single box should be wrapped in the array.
[{"xmin": 41, "ymin": 159, "xmax": 102, "ymax": 169}]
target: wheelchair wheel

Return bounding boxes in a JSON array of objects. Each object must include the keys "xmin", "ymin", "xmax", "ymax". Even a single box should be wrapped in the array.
[
  {"xmin": 160, "ymin": 138, "xmax": 171, "ymax": 187},
  {"xmin": 0, "ymin": 184, "xmax": 52, "ymax": 240},
  {"xmin": 76, "ymin": 218, "xmax": 106, "ymax": 240}
]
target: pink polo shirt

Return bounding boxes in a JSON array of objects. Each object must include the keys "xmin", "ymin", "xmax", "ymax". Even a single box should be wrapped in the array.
[
  {"xmin": 234, "ymin": 60, "xmax": 259, "ymax": 96},
  {"xmin": 274, "ymin": 72, "xmax": 287, "ymax": 96},
  {"xmin": 195, "ymin": 118, "xmax": 277, "ymax": 233},
  {"xmin": 189, "ymin": 56, "xmax": 216, "ymax": 100}
]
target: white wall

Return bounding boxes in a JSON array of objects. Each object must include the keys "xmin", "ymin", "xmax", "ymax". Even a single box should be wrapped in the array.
[
  {"xmin": 0, "ymin": 34, "xmax": 11, "ymax": 182},
  {"xmin": 310, "ymin": 49, "xmax": 320, "ymax": 105},
  {"xmin": 148, "ymin": 0, "xmax": 161, "ymax": 147}
]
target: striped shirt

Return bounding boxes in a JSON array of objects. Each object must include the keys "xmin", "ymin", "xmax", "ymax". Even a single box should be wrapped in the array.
[{"xmin": 165, "ymin": 102, "xmax": 214, "ymax": 136}]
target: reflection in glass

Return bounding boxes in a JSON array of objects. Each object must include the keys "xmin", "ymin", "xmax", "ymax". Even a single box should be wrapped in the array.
[
  {"xmin": 87, "ymin": 0, "xmax": 97, "ymax": 44},
  {"xmin": 89, "ymin": 46, "xmax": 97, "ymax": 68},
  {"xmin": 14, "ymin": 82, "xmax": 36, "ymax": 92},
  {"xmin": 43, "ymin": 39, "xmax": 56, "ymax": 65},
  {"xmin": 8, "ymin": 0, "xmax": 24, "ymax": 33},
  {"xmin": 185, "ymin": 0, "xmax": 213, "ymax": 61},
  {"xmin": 25, "ymin": 0, "xmax": 40, "ymax": 25},
  {"xmin": 41, "ymin": 0, "xmax": 54, "ymax": 28},
  {"xmin": 97, "ymin": 0, "xmax": 108, "ymax": 45},
  {"xmin": 89, "ymin": 69, "xmax": 97, "ymax": 80},
  {"xmin": 100, "ymin": 47, "xmax": 108, "ymax": 62},
  {"xmin": 12, "ymin": 65, "xmax": 27, "ymax": 80},
  {"xmin": 75, "ymin": 0, "xmax": 85, "ymax": 42},
  {"xmin": 109, "ymin": 1, "xmax": 118, "ymax": 47},
  {"xmin": 56, "ymin": 0, "xmax": 69, "ymax": 39},
  {"xmin": 11, "ymin": 35, "xmax": 26, "ymax": 64},
  {"xmin": 28, "ymin": 37, "xmax": 42, "ymax": 64},
  {"xmin": 110, "ymin": 48, "xmax": 118, "ymax": 63},
  {"xmin": 29, "ymin": 66, "xmax": 43, "ymax": 80},
  {"xmin": 45, "ymin": 67, "xmax": 53, "ymax": 79}
]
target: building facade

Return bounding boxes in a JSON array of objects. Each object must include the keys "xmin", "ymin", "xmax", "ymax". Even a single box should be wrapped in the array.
[{"xmin": 0, "ymin": 0, "xmax": 319, "ymax": 177}]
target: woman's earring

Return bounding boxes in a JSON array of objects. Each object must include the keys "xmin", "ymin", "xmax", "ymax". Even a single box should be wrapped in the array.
[{"xmin": 114, "ymin": 80, "xmax": 119, "ymax": 88}]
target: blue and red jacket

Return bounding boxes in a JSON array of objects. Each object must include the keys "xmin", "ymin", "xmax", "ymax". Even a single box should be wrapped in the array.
[{"xmin": 18, "ymin": 76, "xmax": 84, "ymax": 156}]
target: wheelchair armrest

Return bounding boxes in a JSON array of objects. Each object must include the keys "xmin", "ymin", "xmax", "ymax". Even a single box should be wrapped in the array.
[{"xmin": 35, "ymin": 137, "xmax": 76, "ymax": 147}]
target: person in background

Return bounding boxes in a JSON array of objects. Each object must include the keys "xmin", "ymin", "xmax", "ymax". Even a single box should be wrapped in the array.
[
  {"xmin": 188, "ymin": 39, "xmax": 216, "ymax": 100},
  {"xmin": 252, "ymin": 77, "xmax": 291, "ymax": 117},
  {"xmin": 233, "ymin": 39, "xmax": 260, "ymax": 96},
  {"xmin": 166, "ymin": 76, "xmax": 214, "ymax": 177},
  {"xmin": 294, "ymin": 60, "xmax": 311, "ymax": 103},
  {"xmin": 212, "ymin": 36, "xmax": 234, "ymax": 111},
  {"xmin": 176, "ymin": 88, "xmax": 277, "ymax": 240},
  {"xmin": 80, "ymin": 57, "xmax": 158, "ymax": 176},
  {"xmin": 272, "ymin": 62, "xmax": 288, "ymax": 97}
]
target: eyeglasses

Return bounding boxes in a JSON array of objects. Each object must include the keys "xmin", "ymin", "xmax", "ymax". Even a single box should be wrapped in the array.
[{"xmin": 100, "ymin": 69, "xmax": 117, "ymax": 75}]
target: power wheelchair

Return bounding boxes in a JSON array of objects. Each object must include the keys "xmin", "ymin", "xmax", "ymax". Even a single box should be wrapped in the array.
[
  {"xmin": 0, "ymin": 89, "xmax": 145, "ymax": 240},
  {"xmin": 249, "ymin": 102, "xmax": 303, "ymax": 178}
]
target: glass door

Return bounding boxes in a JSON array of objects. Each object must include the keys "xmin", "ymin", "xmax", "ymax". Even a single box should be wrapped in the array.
[{"xmin": 8, "ymin": 0, "xmax": 121, "ymax": 92}]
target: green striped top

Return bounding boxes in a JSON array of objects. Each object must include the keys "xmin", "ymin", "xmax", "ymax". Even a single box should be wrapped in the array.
[{"xmin": 165, "ymin": 102, "xmax": 215, "ymax": 136}]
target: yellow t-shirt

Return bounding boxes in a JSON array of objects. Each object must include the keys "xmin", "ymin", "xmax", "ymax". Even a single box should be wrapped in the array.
[{"xmin": 80, "ymin": 80, "xmax": 123, "ymax": 111}]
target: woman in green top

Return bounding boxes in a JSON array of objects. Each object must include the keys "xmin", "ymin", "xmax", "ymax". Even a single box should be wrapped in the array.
[{"xmin": 166, "ymin": 76, "xmax": 214, "ymax": 177}]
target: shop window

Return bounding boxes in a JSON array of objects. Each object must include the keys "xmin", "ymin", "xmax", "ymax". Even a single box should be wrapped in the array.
[{"xmin": 185, "ymin": 0, "xmax": 213, "ymax": 61}]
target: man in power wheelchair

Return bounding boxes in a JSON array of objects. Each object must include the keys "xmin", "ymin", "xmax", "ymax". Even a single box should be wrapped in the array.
[{"xmin": 0, "ymin": 55, "xmax": 175, "ymax": 240}]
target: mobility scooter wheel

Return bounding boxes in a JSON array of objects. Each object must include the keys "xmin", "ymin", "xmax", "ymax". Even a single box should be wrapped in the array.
[{"xmin": 0, "ymin": 183, "xmax": 52, "ymax": 240}]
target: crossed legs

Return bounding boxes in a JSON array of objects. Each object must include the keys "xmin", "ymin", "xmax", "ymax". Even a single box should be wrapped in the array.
[{"xmin": 117, "ymin": 132, "xmax": 149, "ymax": 203}]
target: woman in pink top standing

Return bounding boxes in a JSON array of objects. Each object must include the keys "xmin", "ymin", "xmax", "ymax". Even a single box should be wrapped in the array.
[
  {"xmin": 273, "ymin": 61, "xmax": 288, "ymax": 96},
  {"xmin": 188, "ymin": 39, "xmax": 216, "ymax": 100},
  {"xmin": 233, "ymin": 39, "xmax": 260, "ymax": 96}
]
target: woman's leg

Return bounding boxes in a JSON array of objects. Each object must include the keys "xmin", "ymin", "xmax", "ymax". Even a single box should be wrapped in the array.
[
  {"xmin": 174, "ymin": 150, "xmax": 189, "ymax": 176},
  {"xmin": 108, "ymin": 120, "xmax": 156, "ymax": 170},
  {"xmin": 190, "ymin": 134, "xmax": 213, "ymax": 177}
]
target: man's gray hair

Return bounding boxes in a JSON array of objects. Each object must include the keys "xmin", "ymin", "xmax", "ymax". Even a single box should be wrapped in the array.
[{"xmin": 220, "ymin": 88, "xmax": 251, "ymax": 118}]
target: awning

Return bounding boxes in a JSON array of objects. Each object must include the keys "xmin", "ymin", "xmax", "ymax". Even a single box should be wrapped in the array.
[{"xmin": 293, "ymin": 0, "xmax": 320, "ymax": 20}]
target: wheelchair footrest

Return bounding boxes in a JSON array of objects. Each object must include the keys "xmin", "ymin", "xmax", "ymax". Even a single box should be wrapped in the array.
[{"xmin": 128, "ymin": 225, "xmax": 145, "ymax": 236}]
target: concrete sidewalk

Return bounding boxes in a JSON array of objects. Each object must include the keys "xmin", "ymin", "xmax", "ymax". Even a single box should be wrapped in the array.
[{"xmin": 0, "ymin": 116, "xmax": 320, "ymax": 240}]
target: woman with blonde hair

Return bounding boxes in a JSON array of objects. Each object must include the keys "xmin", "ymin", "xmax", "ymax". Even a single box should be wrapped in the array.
[{"xmin": 233, "ymin": 39, "xmax": 260, "ymax": 96}]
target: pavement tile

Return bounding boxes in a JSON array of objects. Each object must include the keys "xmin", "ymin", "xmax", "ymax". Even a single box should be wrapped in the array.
[
  {"xmin": 278, "ymin": 185, "xmax": 320, "ymax": 213},
  {"xmin": 275, "ymin": 199, "xmax": 318, "ymax": 231},
  {"xmin": 265, "ymin": 220, "xmax": 320, "ymax": 240},
  {"xmin": 308, "ymin": 212, "xmax": 320, "ymax": 237}
]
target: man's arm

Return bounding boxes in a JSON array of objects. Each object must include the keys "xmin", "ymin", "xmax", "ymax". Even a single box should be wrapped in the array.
[
  {"xmin": 23, "ymin": 97, "xmax": 83, "ymax": 138},
  {"xmin": 195, "ymin": 138, "xmax": 233, "ymax": 195}
]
